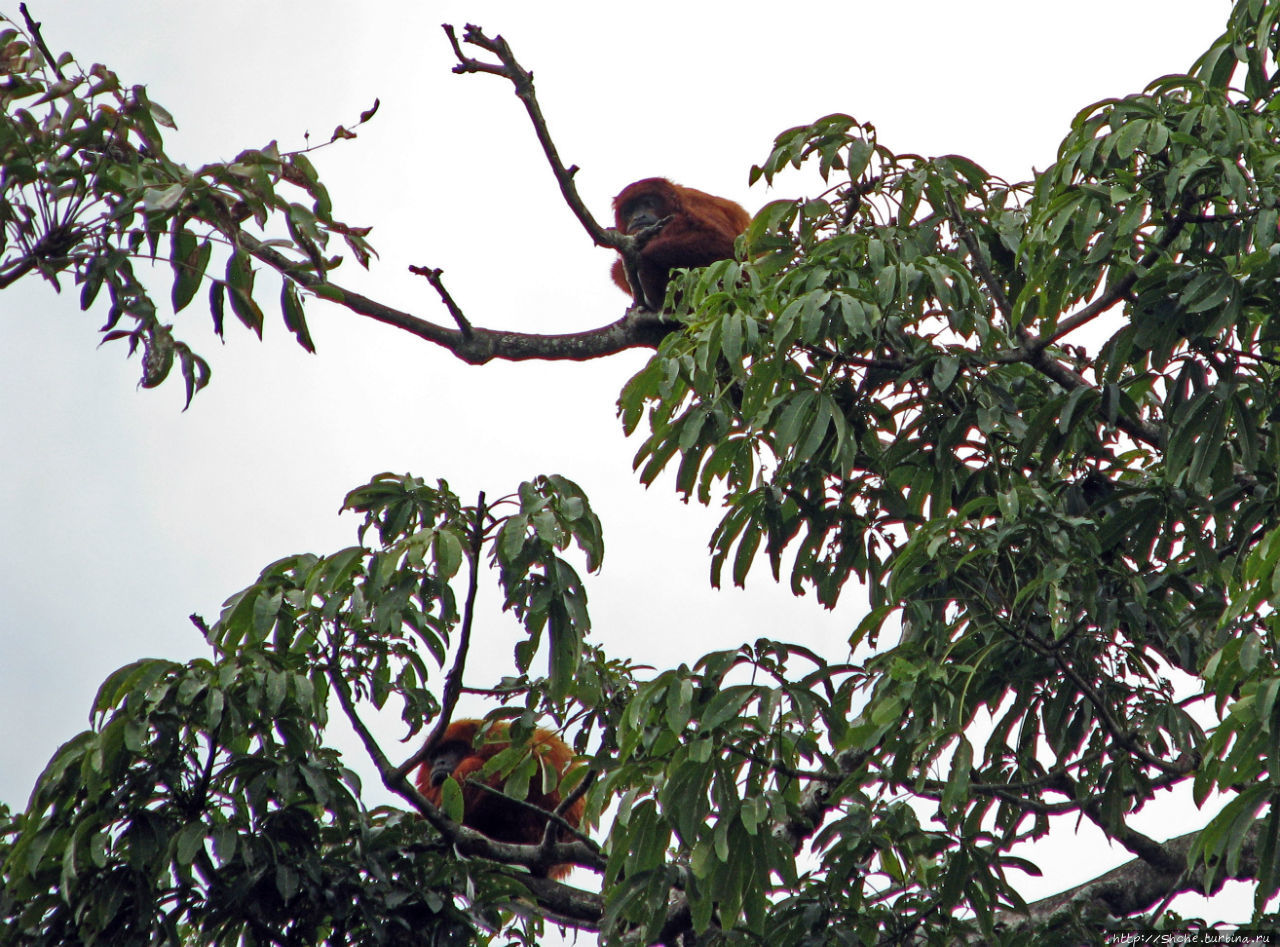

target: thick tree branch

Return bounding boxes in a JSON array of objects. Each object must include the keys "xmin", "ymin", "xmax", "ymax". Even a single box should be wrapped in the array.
[
  {"xmin": 239, "ymin": 231, "xmax": 677, "ymax": 361},
  {"xmin": 0, "ymin": 256, "xmax": 38, "ymax": 288},
  {"xmin": 997, "ymin": 821, "xmax": 1264, "ymax": 937}
]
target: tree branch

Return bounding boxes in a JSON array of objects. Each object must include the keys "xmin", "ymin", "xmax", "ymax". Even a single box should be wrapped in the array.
[
  {"xmin": 1029, "ymin": 218, "xmax": 1187, "ymax": 350},
  {"xmin": 442, "ymin": 24, "xmax": 620, "ymax": 254},
  {"xmin": 409, "ymin": 265, "xmax": 473, "ymax": 339},
  {"xmin": 19, "ymin": 3, "xmax": 63, "ymax": 80},
  {"xmin": 330, "ymin": 656, "xmax": 605, "ymax": 892},
  {"xmin": 771, "ymin": 746, "xmax": 872, "ymax": 854},
  {"xmin": 0, "ymin": 256, "xmax": 38, "ymax": 289},
  {"xmin": 440, "ymin": 23, "xmax": 657, "ymax": 314},
  {"xmin": 1009, "ymin": 342, "xmax": 1167, "ymax": 449},
  {"xmin": 238, "ymin": 230, "xmax": 677, "ymax": 361},
  {"xmin": 997, "ymin": 821, "xmax": 1264, "ymax": 937},
  {"xmin": 943, "ymin": 193, "xmax": 1171, "ymax": 452},
  {"xmin": 396, "ymin": 494, "xmax": 488, "ymax": 782},
  {"xmin": 945, "ymin": 194, "xmax": 1012, "ymax": 324}
]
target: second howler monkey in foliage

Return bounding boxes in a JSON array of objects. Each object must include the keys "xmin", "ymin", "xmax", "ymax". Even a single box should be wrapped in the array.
[
  {"xmin": 611, "ymin": 177, "xmax": 751, "ymax": 310},
  {"xmin": 415, "ymin": 719, "xmax": 585, "ymax": 880}
]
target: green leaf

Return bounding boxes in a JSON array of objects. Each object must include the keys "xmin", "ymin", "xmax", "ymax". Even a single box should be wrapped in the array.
[{"xmin": 280, "ymin": 281, "xmax": 315, "ymax": 352}]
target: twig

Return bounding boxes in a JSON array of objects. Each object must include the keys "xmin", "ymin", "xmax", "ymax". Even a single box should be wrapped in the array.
[
  {"xmin": 188, "ymin": 613, "xmax": 213, "ymax": 639},
  {"xmin": 945, "ymin": 194, "xmax": 1169, "ymax": 450},
  {"xmin": 19, "ymin": 4, "xmax": 64, "ymax": 81},
  {"xmin": 543, "ymin": 767, "xmax": 599, "ymax": 852},
  {"xmin": 216, "ymin": 29, "xmax": 685, "ymax": 361},
  {"xmin": 1019, "ymin": 627, "xmax": 1187, "ymax": 776},
  {"xmin": 432, "ymin": 492, "xmax": 485, "ymax": 737},
  {"xmin": 409, "ymin": 265, "xmax": 473, "ymax": 339},
  {"xmin": 945, "ymin": 193, "xmax": 1012, "ymax": 323},
  {"xmin": 464, "ymin": 778, "xmax": 598, "ymax": 852}
]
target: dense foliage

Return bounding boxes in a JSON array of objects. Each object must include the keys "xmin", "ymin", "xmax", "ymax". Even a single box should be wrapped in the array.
[{"xmin": 6, "ymin": 1, "xmax": 1280, "ymax": 944}]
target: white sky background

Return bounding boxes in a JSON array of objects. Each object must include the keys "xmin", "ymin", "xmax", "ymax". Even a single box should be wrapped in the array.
[{"xmin": 0, "ymin": 0, "xmax": 1250, "ymax": 929}]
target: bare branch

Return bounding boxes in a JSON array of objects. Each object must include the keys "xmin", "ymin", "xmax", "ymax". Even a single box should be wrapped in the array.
[
  {"xmin": 440, "ymin": 23, "xmax": 664, "ymax": 322},
  {"xmin": 177, "ymin": 27, "xmax": 684, "ymax": 362},
  {"xmin": 19, "ymin": 3, "xmax": 63, "ymax": 80},
  {"xmin": 238, "ymin": 230, "xmax": 678, "ymax": 361},
  {"xmin": 442, "ymin": 24, "xmax": 617, "ymax": 252},
  {"xmin": 409, "ymin": 265, "xmax": 472, "ymax": 339},
  {"xmin": 997, "ymin": 822, "xmax": 1264, "ymax": 937}
]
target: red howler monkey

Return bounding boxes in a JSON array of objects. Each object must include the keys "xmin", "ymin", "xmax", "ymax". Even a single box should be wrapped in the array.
[
  {"xmin": 415, "ymin": 719, "xmax": 584, "ymax": 880},
  {"xmin": 611, "ymin": 177, "xmax": 751, "ymax": 310}
]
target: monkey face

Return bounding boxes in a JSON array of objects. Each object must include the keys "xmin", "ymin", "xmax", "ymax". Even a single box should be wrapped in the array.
[
  {"xmin": 618, "ymin": 194, "xmax": 666, "ymax": 233},
  {"xmin": 428, "ymin": 741, "xmax": 470, "ymax": 787}
]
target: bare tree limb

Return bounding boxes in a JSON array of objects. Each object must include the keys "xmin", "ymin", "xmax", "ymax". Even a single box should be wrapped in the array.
[
  {"xmin": 996, "ymin": 822, "xmax": 1264, "ymax": 938},
  {"xmin": 442, "ymin": 24, "xmax": 620, "ymax": 253},
  {"xmin": 239, "ymin": 230, "xmax": 678, "ymax": 361},
  {"xmin": 19, "ymin": 3, "xmax": 63, "ymax": 80},
  {"xmin": 440, "ymin": 24, "xmax": 659, "ymax": 314},
  {"xmin": 409, "ymin": 265, "xmax": 473, "ymax": 340}
]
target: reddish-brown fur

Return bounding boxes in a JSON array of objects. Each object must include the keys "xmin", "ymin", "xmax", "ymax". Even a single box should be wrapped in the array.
[
  {"xmin": 610, "ymin": 177, "xmax": 750, "ymax": 309},
  {"xmin": 415, "ymin": 719, "xmax": 584, "ymax": 880}
]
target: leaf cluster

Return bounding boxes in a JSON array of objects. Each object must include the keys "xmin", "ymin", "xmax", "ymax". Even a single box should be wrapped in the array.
[
  {"xmin": 0, "ymin": 14, "xmax": 375, "ymax": 405},
  {"xmin": 613, "ymin": 0, "xmax": 1280, "ymax": 935},
  {"xmin": 0, "ymin": 654, "xmax": 479, "ymax": 946}
]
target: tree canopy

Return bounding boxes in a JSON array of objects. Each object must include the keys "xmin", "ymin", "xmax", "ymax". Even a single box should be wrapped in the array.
[{"xmin": 4, "ymin": 1, "xmax": 1280, "ymax": 944}]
